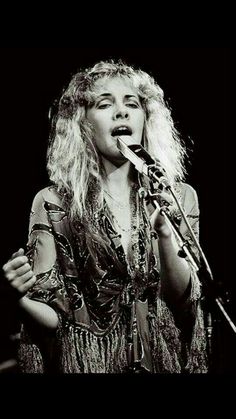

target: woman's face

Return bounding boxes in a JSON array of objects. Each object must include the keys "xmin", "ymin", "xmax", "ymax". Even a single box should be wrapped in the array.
[{"xmin": 86, "ymin": 76, "xmax": 145, "ymax": 165}]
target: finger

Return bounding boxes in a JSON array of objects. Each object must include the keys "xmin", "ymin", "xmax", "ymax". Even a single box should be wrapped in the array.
[
  {"xmin": 156, "ymin": 191, "xmax": 173, "ymax": 206},
  {"xmin": 3, "ymin": 256, "xmax": 29, "ymax": 272},
  {"xmin": 150, "ymin": 207, "xmax": 172, "ymax": 238},
  {"xmin": 18, "ymin": 276, "xmax": 37, "ymax": 294},
  {"xmin": 15, "ymin": 263, "xmax": 32, "ymax": 277},
  {"xmin": 10, "ymin": 248, "xmax": 25, "ymax": 261},
  {"xmin": 11, "ymin": 270, "xmax": 35, "ymax": 288}
]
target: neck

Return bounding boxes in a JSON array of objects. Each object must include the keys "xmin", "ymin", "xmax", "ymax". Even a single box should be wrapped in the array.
[{"xmin": 101, "ymin": 156, "xmax": 133, "ymax": 191}]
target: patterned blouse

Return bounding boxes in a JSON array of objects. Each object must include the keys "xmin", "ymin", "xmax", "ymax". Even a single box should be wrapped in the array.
[{"xmin": 18, "ymin": 181, "xmax": 208, "ymax": 373}]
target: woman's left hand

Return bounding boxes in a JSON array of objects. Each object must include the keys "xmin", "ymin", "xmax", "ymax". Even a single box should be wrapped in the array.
[{"xmin": 150, "ymin": 190, "xmax": 174, "ymax": 238}]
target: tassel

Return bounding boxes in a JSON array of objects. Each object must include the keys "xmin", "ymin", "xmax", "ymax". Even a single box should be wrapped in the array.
[{"xmin": 56, "ymin": 318, "xmax": 128, "ymax": 373}]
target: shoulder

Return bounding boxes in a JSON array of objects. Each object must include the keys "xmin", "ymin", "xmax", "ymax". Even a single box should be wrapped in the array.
[
  {"xmin": 31, "ymin": 185, "xmax": 66, "ymax": 211},
  {"xmin": 176, "ymin": 182, "xmax": 199, "ymax": 212},
  {"xmin": 177, "ymin": 182, "xmax": 198, "ymax": 200}
]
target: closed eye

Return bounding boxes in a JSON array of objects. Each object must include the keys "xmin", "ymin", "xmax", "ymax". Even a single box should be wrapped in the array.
[
  {"xmin": 126, "ymin": 102, "xmax": 140, "ymax": 108},
  {"xmin": 97, "ymin": 103, "xmax": 111, "ymax": 109}
]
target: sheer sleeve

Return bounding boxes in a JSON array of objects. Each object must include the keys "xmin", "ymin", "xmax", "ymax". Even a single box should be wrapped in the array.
[
  {"xmin": 177, "ymin": 183, "xmax": 202, "ymax": 303},
  {"xmin": 18, "ymin": 187, "xmax": 72, "ymax": 372},
  {"xmin": 176, "ymin": 183, "xmax": 208, "ymax": 372},
  {"xmin": 179, "ymin": 183, "xmax": 200, "ymax": 258},
  {"xmin": 151, "ymin": 183, "xmax": 208, "ymax": 373},
  {"xmin": 25, "ymin": 188, "xmax": 67, "ymax": 308}
]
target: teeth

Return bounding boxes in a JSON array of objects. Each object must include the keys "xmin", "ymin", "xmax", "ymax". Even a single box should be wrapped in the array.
[{"xmin": 112, "ymin": 126, "xmax": 131, "ymax": 136}]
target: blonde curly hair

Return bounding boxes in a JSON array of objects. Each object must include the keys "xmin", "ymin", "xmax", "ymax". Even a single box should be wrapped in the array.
[{"xmin": 47, "ymin": 59, "xmax": 187, "ymax": 220}]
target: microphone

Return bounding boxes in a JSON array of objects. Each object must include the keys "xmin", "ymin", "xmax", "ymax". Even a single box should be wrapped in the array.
[{"xmin": 116, "ymin": 136, "xmax": 170, "ymax": 188}]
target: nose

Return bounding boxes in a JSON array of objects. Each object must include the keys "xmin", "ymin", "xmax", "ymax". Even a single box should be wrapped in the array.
[{"xmin": 113, "ymin": 105, "xmax": 129, "ymax": 120}]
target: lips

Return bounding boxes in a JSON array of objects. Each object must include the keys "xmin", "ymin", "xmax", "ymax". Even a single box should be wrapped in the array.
[{"xmin": 111, "ymin": 126, "xmax": 132, "ymax": 137}]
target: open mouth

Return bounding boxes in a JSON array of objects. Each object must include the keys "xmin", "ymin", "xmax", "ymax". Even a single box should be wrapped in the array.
[{"xmin": 111, "ymin": 126, "xmax": 132, "ymax": 137}]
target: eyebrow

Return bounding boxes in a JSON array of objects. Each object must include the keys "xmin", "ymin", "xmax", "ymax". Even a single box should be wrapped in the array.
[{"xmin": 97, "ymin": 93, "xmax": 139, "ymax": 100}]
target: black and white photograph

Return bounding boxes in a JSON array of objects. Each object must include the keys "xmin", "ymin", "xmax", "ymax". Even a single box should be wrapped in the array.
[{"xmin": 0, "ymin": 44, "xmax": 234, "ymax": 375}]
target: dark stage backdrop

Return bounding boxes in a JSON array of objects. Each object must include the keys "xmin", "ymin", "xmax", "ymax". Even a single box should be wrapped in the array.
[{"xmin": 0, "ymin": 45, "xmax": 234, "ymax": 372}]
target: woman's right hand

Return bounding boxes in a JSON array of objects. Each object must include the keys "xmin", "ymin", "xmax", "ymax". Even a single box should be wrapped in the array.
[{"xmin": 2, "ymin": 248, "xmax": 36, "ymax": 298}]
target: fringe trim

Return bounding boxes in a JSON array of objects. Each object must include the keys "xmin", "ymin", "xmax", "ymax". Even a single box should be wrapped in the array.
[
  {"xmin": 149, "ymin": 298, "xmax": 182, "ymax": 373},
  {"xmin": 188, "ymin": 268, "xmax": 201, "ymax": 303},
  {"xmin": 56, "ymin": 317, "xmax": 128, "ymax": 373},
  {"xmin": 17, "ymin": 271, "xmax": 208, "ymax": 374},
  {"xmin": 17, "ymin": 326, "xmax": 44, "ymax": 373},
  {"xmin": 184, "ymin": 270, "xmax": 208, "ymax": 373},
  {"xmin": 185, "ymin": 301, "xmax": 208, "ymax": 373},
  {"xmin": 149, "ymin": 269, "xmax": 208, "ymax": 373},
  {"xmin": 17, "ymin": 317, "xmax": 128, "ymax": 373}
]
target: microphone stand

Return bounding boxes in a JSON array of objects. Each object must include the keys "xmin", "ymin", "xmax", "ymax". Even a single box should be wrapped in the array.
[{"xmin": 117, "ymin": 136, "xmax": 236, "ymax": 368}]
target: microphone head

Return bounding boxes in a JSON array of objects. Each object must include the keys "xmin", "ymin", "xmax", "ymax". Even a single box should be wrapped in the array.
[{"xmin": 116, "ymin": 135, "xmax": 136, "ymax": 148}]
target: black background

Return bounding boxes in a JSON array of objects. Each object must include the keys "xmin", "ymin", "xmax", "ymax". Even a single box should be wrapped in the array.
[{"xmin": 0, "ymin": 44, "xmax": 234, "ymax": 373}]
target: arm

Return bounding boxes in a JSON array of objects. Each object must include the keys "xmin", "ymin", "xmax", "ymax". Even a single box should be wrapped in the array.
[
  {"xmin": 3, "ymin": 190, "xmax": 61, "ymax": 332},
  {"xmin": 19, "ymin": 296, "xmax": 59, "ymax": 330},
  {"xmin": 3, "ymin": 249, "xmax": 59, "ymax": 332},
  {"xmin": 153, "ymin": 215, "xmax": 191, "ymax": 304},
  {"xmin": 151, "ymin": 184, "xmax": 199, "ymax": 305}
]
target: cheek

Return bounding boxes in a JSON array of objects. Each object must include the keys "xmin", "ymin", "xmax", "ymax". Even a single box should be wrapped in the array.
[
  {"xmin": 136, "ymin": 109, "xmax": 145, "ymax": 123},
  {"xmin": 94, "ymin": 127, "xmax": 106, "ymax": 142},
  {"xmin": 86, "ymin": 110, "xmax": 99, "ymax": 127},
  {"xmin": 90, "ymin": 116, "xmax": 106, "ymax": 135},
  {"xmin": 137, "ymin": 115, "xmax": 145, "ymax": 132}
]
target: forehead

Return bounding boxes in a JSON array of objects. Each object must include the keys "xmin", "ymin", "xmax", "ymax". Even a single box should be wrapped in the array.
[{"xmin": 92, "ymin": 76, "xmax": 138, "ymax": 96}]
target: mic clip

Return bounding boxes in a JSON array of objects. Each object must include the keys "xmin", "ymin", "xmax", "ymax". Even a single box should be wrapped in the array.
[{"xmin": 147, "ymin": 164, "xmax": 170, "ymax": 189}]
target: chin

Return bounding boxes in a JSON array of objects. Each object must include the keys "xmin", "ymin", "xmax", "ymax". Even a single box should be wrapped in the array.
[{"xmin": 104, "ymin": 153, "xmax": 128, "ymax": 167}]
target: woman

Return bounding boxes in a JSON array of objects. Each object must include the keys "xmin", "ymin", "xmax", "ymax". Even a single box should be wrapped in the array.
[{"xmin": 3, "ymin": 60, "xmax": 208, "ymax": 373}]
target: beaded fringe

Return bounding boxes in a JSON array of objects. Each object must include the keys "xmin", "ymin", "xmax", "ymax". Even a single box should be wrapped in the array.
[
  {"xmin": 17, "ymin": 326, "xmax": 44, "ymax": 373},
  {"xmin": 17, "ymin": 270, "xmax": 208, "ymax": 374},
  {"xmin": 57, "ymin": 320, "xmax": 128, "ymax": 373},
  {"xmin": 17, "ymin": 318, "xmax": 128, "ymax": 373},
  {"xmin": 149, "ymin": 269, "xmax": 208, "ymax": 373},
  {"xmin": 185, "ymin": 302, "xmax": 208, "ymax": 373},
  {"xmin": 185, "ymin": 268, "xmax": 208, "ymax": 373},
  {"xmin": 149, "ymin": 299, "xmax": 182, "ymax": 373}
]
